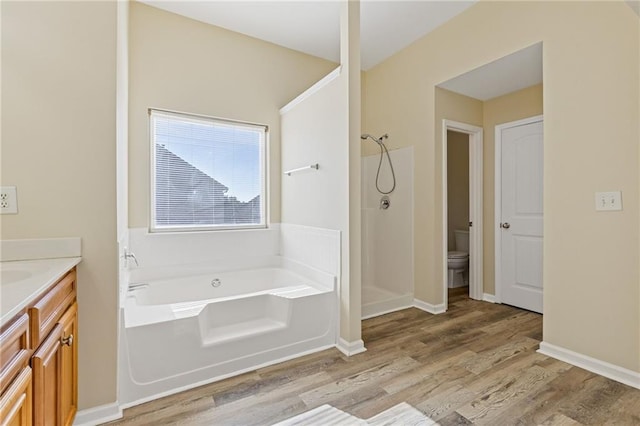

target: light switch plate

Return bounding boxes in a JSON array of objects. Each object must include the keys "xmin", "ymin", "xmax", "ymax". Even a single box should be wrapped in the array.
[
  {"xmin": 595, "ymin": 191, "xmax": 622, "ymax": 211},
  {"xmin": 0, "ymin": 186, "xmax": 18, "ymax": 214}
]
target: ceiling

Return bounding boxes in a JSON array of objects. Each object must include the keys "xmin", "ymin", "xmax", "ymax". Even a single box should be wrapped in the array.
[
  {"xmin": 139, "ymin": 0, "xmax": 477, "ymax": 70},
  {"xmin": 438, "ymin": 43, "xmax": 543, "ymax": 101}
]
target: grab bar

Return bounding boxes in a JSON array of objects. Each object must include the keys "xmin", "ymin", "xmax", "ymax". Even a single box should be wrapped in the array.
[
  {"xmin": 128, "ymin": 283, "xmax": 149, "ymax": 291},
  {"xmin": 284, "ymin": 163, "xmax": 319, "ymax": 176}
]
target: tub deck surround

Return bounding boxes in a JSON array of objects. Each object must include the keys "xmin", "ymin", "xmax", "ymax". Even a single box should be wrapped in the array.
[
  {"xmin": 124, "ymin": 265, "xmax": 333, "ymax": 328},
  {"xmin": 126, "ymin": 255, "xmax": 334, "ymax": 291},
  {"xmin": 127, "ymin": 226, "xmax": 281, "ymax": 270},
  {"xmin": 119, "ymin": 256, "xmax": 337, "ymax": 407}
]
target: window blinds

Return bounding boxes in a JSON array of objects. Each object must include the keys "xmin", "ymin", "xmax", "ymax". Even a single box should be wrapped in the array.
[{"xmin": 150, "ymin": 110, "xmax": 266, "ymax": 231}]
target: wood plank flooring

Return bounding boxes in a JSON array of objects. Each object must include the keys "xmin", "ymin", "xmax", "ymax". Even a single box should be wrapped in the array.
[{"xmin": 105, "ymin": 288, "xmax": 640, "ymax": 425}]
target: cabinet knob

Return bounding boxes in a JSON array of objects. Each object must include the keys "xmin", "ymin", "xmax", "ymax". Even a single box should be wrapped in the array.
[{"xmin": 61, "ymin": 334, "xmax": 74, "ymax": 346}]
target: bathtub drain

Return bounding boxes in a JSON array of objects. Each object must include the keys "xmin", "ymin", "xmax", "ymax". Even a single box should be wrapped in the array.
[{"xmin": 211, "ymin": 278, "xmax": 222, "ymax": 288}]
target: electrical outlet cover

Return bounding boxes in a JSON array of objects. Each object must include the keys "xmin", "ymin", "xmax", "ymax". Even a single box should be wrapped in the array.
[{"xmin": 0, "ymin": 186, "xmax": 18, "ymax": 214}]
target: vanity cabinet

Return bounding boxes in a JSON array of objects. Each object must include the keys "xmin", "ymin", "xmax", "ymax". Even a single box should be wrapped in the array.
[
  {"xmin": 0, "ymin": 268, "xmax": 78, "ymax": 426},
  {"xmin": 32, "ymin": 324, "xmax": 64, "ymax": 425},
  {"xmin": 30, "ymin": 270, "xmax": 78, "ymax": 426},
  {"xmin": 58, "ymin": 303, "xmax": 78, "ymax": 426},
  {"xmin": 0, "ymin": 366, "xmax": 32, "ymax": 426},
  {"xmin": 0, "ymin": 313, "xmax": 32, "ymax": 426}
]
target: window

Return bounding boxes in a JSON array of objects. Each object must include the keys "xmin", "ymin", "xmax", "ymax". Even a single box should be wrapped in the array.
[{"xmin": 150, "ymin": 109, "xmax": 267, "ymax": 231}]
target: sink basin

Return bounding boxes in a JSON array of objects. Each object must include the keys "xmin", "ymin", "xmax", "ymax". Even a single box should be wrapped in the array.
[
  {"xmin": 1, "ymin": 269, "xmax": 33, "ymax": 284},
  {"xmin": 1, "ymin": 257, "xmax": 81, "ymax": 327}
]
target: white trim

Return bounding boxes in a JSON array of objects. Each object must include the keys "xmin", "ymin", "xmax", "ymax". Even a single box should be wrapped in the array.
[
  {"xmin": 442, "ymin": 120, "xmax": 484, "ymax": 309},
  {"xmin": 494, "ymin": 115, "xmax": 543, "ymax": 305},
  {"xmin": 279, "ymin": 66, "xmax": 342, "ymax": 114},
  {"xmin": 482, "ymin": 293, "xmax": 496, "ymax": 303},
  {"xmin": 336, "ymin": 338, "xmax": 366, "ymax": 356},
  {"xmin": 413, "ymin": 298, "xmax": 446, "ymax": 315},
  {"xmin": 115, "ymin": 0, "xmax": 129, "ymax": 408},
  {"xmin": 538, "ymin": 342, "xmax": 640, "ymax": 390},
  {"xmin": 73, "ymin": 402, "xmax": 123, "ymax": 426}
]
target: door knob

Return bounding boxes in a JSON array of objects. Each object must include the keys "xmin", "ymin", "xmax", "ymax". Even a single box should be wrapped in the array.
[{"xmin": 501, "ymin": 223, "xmax": 511, "ymax": 229}]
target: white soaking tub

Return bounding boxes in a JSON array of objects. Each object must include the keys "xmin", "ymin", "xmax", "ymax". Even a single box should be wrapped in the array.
[{"xmin": 119, "ymin": 259, "xmax": 336, "ymax": 407}]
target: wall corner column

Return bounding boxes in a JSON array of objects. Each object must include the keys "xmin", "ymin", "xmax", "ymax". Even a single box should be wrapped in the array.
[{"xmin": 339, "ymin": 0, "xmax": 363, "ymax": 349}]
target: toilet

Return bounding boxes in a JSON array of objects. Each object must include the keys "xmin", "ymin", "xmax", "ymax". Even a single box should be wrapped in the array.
[{"xmin": 448, "ymin": 229, "xmax": 469, "ymax": 288}]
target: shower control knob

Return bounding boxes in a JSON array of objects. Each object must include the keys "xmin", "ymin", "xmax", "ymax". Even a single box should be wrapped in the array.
[
  {"xmin": 380, "ymin": 196, "xmax": 391, "ymax": 210},
  {"xmin": 501, "ymin": 222, "xmax": 511, "ymax": 229}
]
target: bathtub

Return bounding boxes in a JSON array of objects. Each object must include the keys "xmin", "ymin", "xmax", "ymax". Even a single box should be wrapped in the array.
[{"xmin": 119, "ymin": 258, "xmax": 337, "ymax": 407}]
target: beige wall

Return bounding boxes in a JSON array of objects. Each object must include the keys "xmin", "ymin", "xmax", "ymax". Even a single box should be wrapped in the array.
[
  {"xmin": 483, "ymin": 84, "xmax": 543, "ymax": 294},
  {"xmin": 128, "ymin": 2, "xmax": 335, "ymax": 228},
  {"xmin": 364, "ymin": 1, "xmax": 639, "ymax": 371},
  {"xmin": 1, "ymin": 1, "xmax": 118, "ymax": 409},
  {"xmin": 447, "ymin": 131, "xmax": 469, "ymax": 251}
]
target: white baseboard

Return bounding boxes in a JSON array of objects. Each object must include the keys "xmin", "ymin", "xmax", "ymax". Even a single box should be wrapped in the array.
[
  {"xmin": 538, "ymin": 341, "xmax": 640, "ymax": 390},
  {"xmin": 74, "ymin": 402, "xmax": 122, "ymax": 425},
  {"xmin": 482, "ymin": 293, "xmax": 496, "ymax": 303},
  {"xmin": 336, "ymin": 338, "xmax": 367, "ymax": 356},
  {"xmin": 413, "ymin": 298, "xmax": 446, "ymax": 314}
]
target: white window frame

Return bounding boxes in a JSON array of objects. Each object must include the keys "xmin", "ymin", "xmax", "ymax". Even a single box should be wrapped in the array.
[{"xmin": 149, "ymin": 108, "xmax": 268, "ymax": 232}]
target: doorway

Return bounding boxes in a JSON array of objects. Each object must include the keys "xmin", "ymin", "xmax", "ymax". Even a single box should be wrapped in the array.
[
  {"xmin": 442, "ymin": 120, "xmax": 484, "ymax": 309},
  {"xmin": 495, "ymin": 115, "xmax": 544, "ymax": 313}
]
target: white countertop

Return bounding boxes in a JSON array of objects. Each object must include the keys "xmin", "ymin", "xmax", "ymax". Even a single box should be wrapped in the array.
[{"xmin": 1, "ymin": 257, "xmax": 82, "ymax": 327}]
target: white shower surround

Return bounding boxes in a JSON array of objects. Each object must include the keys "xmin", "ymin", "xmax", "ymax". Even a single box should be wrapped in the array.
[{"xmin": 361, "ymin": 146, "xmax": 414, "ymax": 318}]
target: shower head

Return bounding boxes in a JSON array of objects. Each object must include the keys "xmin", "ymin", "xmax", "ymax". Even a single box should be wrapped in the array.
[{"xmin": 360, "ymin": 133, "xmax": 389, "ymax": 144}]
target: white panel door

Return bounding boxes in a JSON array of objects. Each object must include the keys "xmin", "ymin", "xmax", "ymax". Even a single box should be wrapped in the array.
[{"xmin": 500, "ymin": 119, "xmax": 543, "ymax": 313}]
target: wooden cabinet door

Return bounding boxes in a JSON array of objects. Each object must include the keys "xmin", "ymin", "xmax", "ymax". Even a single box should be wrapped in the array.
[
  {"xmin": 32, "ymin": 324, "xmax": 62, "ymax": 426},
  {"xmin": 58, "ymin": 303, "xmax": 77, "ymax": 426},
  {"xmin": 0, "ymin": 367, "xmax": 32, "ymax": 426}
]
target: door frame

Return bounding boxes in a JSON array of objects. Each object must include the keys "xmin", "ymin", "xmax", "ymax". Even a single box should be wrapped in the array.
[
  {"xmin": 494, "ymin": 114, "xmax": 543, "ymax": 303},
  {"xmin": 442, "ymin": 120, "xmax": 484, "ymax": 308}
]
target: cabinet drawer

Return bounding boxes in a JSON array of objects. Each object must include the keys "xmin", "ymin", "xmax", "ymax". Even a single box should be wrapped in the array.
[
  {"xmin": 29, "ymin": 269, "xmax": 76, "ymax": 349},
  {"xmin": 0, "ymin": 366, "xmax": 32, "ymax": 426},
  {"xmin": 0, "ymin": 313, "xmax": 30, "ymax": 396}
]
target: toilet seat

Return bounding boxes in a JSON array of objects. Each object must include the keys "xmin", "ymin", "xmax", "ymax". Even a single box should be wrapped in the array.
[{"xmin": 448, "ymin": 251, "xmax": 468, "ymax": 259}]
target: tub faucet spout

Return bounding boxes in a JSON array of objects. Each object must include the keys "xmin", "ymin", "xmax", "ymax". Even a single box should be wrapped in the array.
[{"xmin": 122, "ymin": 248, "xmax": 139, "ymax": 267}]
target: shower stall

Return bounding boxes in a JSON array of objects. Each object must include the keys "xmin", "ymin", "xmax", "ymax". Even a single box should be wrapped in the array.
[{"xmin": 361, "ymin": 135, "xmax": 414, "ymax": 319}]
